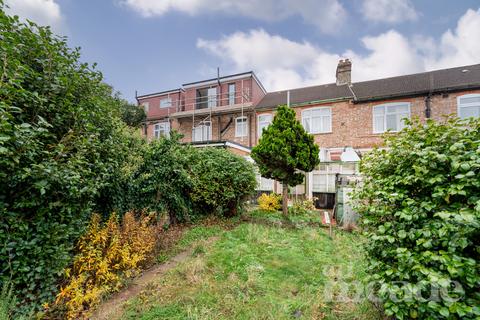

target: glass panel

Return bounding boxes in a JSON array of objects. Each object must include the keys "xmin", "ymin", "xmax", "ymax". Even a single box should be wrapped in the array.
[
  {"xmin": 311, "ymin": 116, "xmax": 322, "ymax": 133},
  {"xmin": 459, "ymin": 96, "xmax": 480, "ymax": 104},
  {"xmin": 160, "ymin": 98, "xmax": 172, "ymax": 108},
  {"xmin": 374, "ymin": 114, "xmax": 384, "ymax": 133},
  {"xmin": 373, "ymin": 106, "xmax": 384, "ymax": 115},
  {"xmin": 302, "ymin": 118, "xmax": 311, "ymax": 132},
  {"xmin": 322, "ymin": 116, "xmax": 331, "ymax": 132},
  {"xmin": 228, "ymin": 84, "xmax": 235, "ymax": 105},
  {"xmin": 207, "ymin": 88, "xmax": 217, "ymax": 108},
  {"xmin": 459, "ymin": 106, "xmax": 480, "ymax": 119},
  {"xmin": 390, "ymin": 104, "xmax": 409, "ymax": 113},
  {"xmin": 386, "ymin": 114, "xmax": 397, "ymax": 131}
]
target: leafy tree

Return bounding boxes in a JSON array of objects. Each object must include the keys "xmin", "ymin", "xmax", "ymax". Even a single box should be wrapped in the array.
[
  {"xmin": 251, "ymin": 105, "xmax": 320, "ymax": 216},
  {"xmin": 352, "ymin": 118, "xmax": 480, "ymax": 319},
  {"xmin": 119, "ymin": 98, "xmax": 146, "ymax": 127}
]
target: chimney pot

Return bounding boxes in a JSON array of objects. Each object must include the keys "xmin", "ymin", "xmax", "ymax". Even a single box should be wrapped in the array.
[{"xmin": 336, "ymin": 58, "xmax": 352, "ymax": 86}]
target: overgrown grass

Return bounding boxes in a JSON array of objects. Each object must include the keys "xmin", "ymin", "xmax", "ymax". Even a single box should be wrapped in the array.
[
  {"xmin": 156, "ymin": 221, "xmax": 229, "ymax": 264},
  {"xmin": 121, "ymin": 210, "xmax": 378, "ymax": 319}
]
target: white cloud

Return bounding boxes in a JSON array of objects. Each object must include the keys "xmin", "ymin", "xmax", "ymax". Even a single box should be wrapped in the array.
[
  {"xmin": 120, "ymin": 0, "xmax": 347, "ymax": 34},
  {"xmin": 197, "ymin": 8, "xmax": 480, "ymax": 91},
  {"xmin": 5, "ymin": 0, "xmax": 63, "ymax": 30},
  {"xmin": 361, "ymin": 0, "xmax": 418, "ymax": 23}
]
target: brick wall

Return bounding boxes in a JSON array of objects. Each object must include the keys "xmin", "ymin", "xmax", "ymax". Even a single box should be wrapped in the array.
[{"xmin": 251, "ymin": 89, "xmax": 480, "ymax": 150}]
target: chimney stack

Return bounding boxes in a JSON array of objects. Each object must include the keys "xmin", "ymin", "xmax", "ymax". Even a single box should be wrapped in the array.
[{"xmin": 336, "ymin": 59, "xmax": 351, "ymax": 86}]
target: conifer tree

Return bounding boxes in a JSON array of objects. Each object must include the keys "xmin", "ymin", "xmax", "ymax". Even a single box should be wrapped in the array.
[{"xmin": 252, "ymin": 105, "xmax": 320, "ymax": 216}]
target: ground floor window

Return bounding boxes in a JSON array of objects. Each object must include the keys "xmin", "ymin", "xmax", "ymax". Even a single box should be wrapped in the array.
[
  {"xmin": 192, "ymin": 121, "xmax": 211, "ymax": 142},
  {"xmin": 153, "ymin": 122, "xmax": 170, "ymax": 138}
]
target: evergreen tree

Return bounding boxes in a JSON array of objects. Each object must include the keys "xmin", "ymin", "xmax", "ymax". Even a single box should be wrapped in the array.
[{"xmin": 252, "ymin": 105, "xmax": 320, "ymax": 216}]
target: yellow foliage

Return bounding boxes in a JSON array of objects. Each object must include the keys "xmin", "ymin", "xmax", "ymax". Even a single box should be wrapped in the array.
[
  {"xmin": 52, "ymin": 212, "xmax": 157, "ymax": 319},
  {"xmin": 258, "ymin": 193, "xmax": 281, "ymax": 212}
]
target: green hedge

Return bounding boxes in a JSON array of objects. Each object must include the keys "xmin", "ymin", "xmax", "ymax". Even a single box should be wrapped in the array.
[
  {"xmin": 127, "ymin": 136, "xmax": 257, "ymax": 222},
  {"xmin": 0, "ymin": 8, "xmax": 141, "ymax": 315},
  {"xmin": 353, "ymin": 118, "xmax": 480, "ymax": 319}
]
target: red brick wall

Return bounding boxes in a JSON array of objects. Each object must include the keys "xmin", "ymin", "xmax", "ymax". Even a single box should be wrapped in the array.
[
  {"xmin": 138, "ymin": 91, "xmax": 182, "ymax": 120},
  {"xmin": 251, "ymin": 88, "xmax": 480, "ymax": 150}
]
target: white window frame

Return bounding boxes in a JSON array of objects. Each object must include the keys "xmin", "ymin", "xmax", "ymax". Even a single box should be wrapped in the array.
[
  {"xmin": 207, "ymin": 87, "xmax": 217, "ymax": 108},
  {"xmin": 301, "ymin": 107, "xmax": 332, "ymax": 134},
  {"xmin": 457, "ymin": 94, "xmax": 480, "ymax": 119},
  {"xmin": 192, "ymin": 121, "xmax": 212, "ymax": 142},
  {"xmin": 160, "ymin": 97, "xmax": 172, "ymax": 108},
  {"xmin": 372, "ymin": 102, "xmax": 411, "ymax": 134},
  {"xmin": 235, "ymin": 116, "xmax": 248, "ymax": 137},
  {"xmin": 257, "ymin": 114, "xmax": 272, "ymax": 137},
  {"xmin": 228, "ymin": 83, "xmax": 235, "ymax": 105},
  {"xmin": 153, "ymin": 122, "xmax": 170, "ymax": 139}
]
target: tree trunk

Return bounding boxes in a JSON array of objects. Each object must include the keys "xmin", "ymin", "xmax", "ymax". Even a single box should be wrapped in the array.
[{"xmin": 282, "ymin": 183, "xmax": 289, "ymax": 217}]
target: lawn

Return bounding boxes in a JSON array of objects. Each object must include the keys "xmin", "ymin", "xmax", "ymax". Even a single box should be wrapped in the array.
[{"xmin": 119, "ymin": 211, "xmax": 379, "ymax": 319}]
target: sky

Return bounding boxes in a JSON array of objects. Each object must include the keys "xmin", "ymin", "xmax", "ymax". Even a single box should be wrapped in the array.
[{"xmin": 4, "ymin": 0, "xmax": 480, "ymax": 101}]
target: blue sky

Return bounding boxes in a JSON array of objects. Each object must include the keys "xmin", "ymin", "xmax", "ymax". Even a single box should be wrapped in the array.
[{"xmin": 5, "ymin": 0, "xmax": 480, "ymax": 102}]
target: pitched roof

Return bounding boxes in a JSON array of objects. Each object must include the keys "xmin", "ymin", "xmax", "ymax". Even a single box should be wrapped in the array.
[
  {"xmin": 353, "ymin": 64, "xmax": 480, "ymax": 101},
  {"xmin": 256, "ymin": 63, "xmax": 480, "ymax": 108},
  {"xmin": 256, "ymin": 83, "xmax": 352, "ymax": 109}
]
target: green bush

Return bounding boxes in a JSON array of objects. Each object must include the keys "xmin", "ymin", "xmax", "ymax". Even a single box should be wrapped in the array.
[
  {"xmin": 186, "ymin": 147, "xmax": 257, "ymax": 216},
  {"xmin": 353, "ymin": 118, "xmax": 480, "ymax": 319},
  {"xmin": 0, "ymin": 7, "xmax": 141, "ymax": 315},
  {"xmin": 128, "ymin": 134, "xmax": 193, "ymax": 224}
]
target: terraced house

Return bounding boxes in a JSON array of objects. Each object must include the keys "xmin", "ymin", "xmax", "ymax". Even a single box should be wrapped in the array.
[{"xmin": 136, "ymin": 60, "xmax": 480, "ymax": 205}]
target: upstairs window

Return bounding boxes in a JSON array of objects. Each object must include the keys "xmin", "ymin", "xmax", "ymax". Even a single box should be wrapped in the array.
[
  {"xmin": 228, "ymin": 83, "xmax": 235, "ymax": 105},
  {"xmin": 258, "ymin": 114, "xmax": 272, "ymax": 137},
  {"xmin": 457, "ymin": 94, "xmax": 480, "ymax": 119},
  {"xmin": 207, "ymin": 87, "xmax": 217, "ymax": 108},
  {"xmin": 235, "ymin": 116, "xmax": 248, "ymax": 137},
  {"xmin": 373, "ymin": 103, "xmax": 410, "ymax": 133},
  {"xmin": 160, "ymin": 97, "xmax": 172, "ymax": 108},
  {"xmin": 142, "ymin": 102, "xmax": 149, "ymax": 113},
  {"xmin": 153, "ymin": 122, "xmax": 170, "ymax": 139},
  {"xmin": 302, "ymin": 107, "xmax": 332, "ymax": 134}
]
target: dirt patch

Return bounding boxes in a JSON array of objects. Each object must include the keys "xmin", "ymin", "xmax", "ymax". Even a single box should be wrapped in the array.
[{"xmin": 91, "ymin": 236, "xmax": 219, "ymax": 320}]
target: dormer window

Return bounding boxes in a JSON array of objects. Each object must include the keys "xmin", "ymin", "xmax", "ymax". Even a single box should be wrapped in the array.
[{"xmin": 160, "ymin": 97, "xmax": 172, "ymax": 108}]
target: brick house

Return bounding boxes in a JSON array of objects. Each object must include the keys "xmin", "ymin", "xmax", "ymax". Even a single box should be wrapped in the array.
[{"xmin": 136, "ymin": 61, "xmax": 480, "ymax": 204}]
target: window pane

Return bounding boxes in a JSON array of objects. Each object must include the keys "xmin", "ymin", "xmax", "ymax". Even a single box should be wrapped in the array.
[
  {"xmin": 390, "ymin": 104, "xmax": 409, "ymax": 113},
  {"xmin": 459, "ymin": 96, "xmax": 480, "ymax": 104},
  {"xmin": 386, "ymin": 114, "xmax": 397, "ymax": 131},
  {"xmin": 311, "ymin": 116, "xmax": 322, "ymax": 132},
  {"xmin": 373, "ymin": 106, "xmax": 384, "ymax": 115},
  {"xmin": 303, "ymin": 118, "xmax": 311, "ymax": 132},
  {"xmin": 374, "ymin": 114, "xmax": 384, "ymax": 133},
  {"xmin": 322, "ymin": 116, "xmax": 331, "ymax": 132},
  {"xmin": 459, "ymin": 106, "xmax": 480, "ymax": 119}
]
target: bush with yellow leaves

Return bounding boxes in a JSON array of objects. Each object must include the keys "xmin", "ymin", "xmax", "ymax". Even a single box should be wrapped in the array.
[
  {"xmin": 51, "ymin": 212, "xmax": 157, "ymax": 319},
  {"xmin": 257, "ymin": 193, "xmax": 281, "ymax": 212}
]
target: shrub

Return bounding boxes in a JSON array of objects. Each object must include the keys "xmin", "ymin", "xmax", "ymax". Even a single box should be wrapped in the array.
[
  {"xmin": 0, "ymin": 7, "xmax": 142, "ymax": 314},
  {"xmin": 258, "ymin": 193, "xmax": 281, "ymax": 212},
  {"xmin": 186, "ymin": 147, "xmax": 257, "ymax": 217},
  {"xmin": 51, "ymin": 212, "xmax": 157, "ymax": 319},
  {"xmin": 128, "ymin": 134, "xmax": 193, "ymax": 224},
  {"xmin": 352, "ymin": 118, "xmax": 480, "ymax": 319},
  {"xmin": 288, "ymin": 199, "xmax": 315, "ymax": 216}
]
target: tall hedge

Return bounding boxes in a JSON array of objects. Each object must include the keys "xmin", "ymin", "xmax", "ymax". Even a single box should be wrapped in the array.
[
  {"xmin": 353, "ymin": 118, "xmax": 480, "ymax": 319},
  {"xmin": 0, "ymin": 7, "xmax": 139, "ymax": 314}
]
